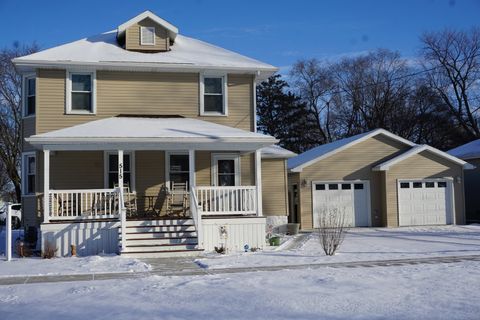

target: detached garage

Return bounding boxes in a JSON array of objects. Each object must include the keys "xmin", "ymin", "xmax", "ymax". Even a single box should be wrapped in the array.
[{"xmin": 288, "ymin": 129, "xmax": 474, "ymax": 229}]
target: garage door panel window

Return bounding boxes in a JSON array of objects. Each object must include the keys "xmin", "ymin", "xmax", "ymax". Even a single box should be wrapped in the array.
[
  {"xmin": 413, "ymin": 182, "xmax": 422, "ymax": 188},
  {"xmin": 328, "ymin": 184, "xmax": 338, "ymax": 190},
  {"xmin": 354, "ymin": 183, "xmax": 364, "ymax": 190},
  {"xmin": 315, "ymin": 184, "xmax": 325, "ymax": 190},
  {"xmin": 341, "ymin": 184, "xmax": 351, "ymax": 190},
  {"xmin": 400, "ymin": 182, "xmax": 410, "ymax": 188},
  {"xmin": 438, "ymin": 182, "xmax": 447, "ymax": 188},
  {"xmin": 425, "ymin": 182, "xmax": 435, "ymax": 188}
]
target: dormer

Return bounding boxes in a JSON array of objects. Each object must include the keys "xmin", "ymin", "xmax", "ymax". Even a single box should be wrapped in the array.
[{"xmin": 116, "ymin": 10, "xmax": 178, "ymax": 52}]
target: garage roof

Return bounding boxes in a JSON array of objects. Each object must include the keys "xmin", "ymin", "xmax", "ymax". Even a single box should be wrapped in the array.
[{"xmin": 448, "ymin": 139, "xmax": 480, "ymax": 160}]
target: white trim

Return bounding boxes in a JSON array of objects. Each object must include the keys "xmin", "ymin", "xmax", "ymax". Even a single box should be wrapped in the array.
[
  {"xmin": 165, "ymin": 151, "xmax": 189, "ymax": 190},
  {"xmin": 117, "ymin": 10, "xmax": 178, "ymax": 40},
  {"xmin": 200, "ymin": 72, "xmax": 228, "ymax": 116},
  {"xmin": 211, "ymin": 153, "xmax": 241, "ymax": 186},
  {"xmin": 189, "ymin": 150, "xmax": 196, "ymax": 189},
  {"xmin": 253, "ymin": 76, "xmax": 257, "ymax": 133},
  {"xmin": 140, "ymin": 26, "xmax": 156, "ymax": 46},
  {"xmin": 43, "ymin": 150, "xmax": 50, "ymax": 223},
  {"xmin": 255, "ymin": 149, "xmax": 263, "ymax": 216},
  {"xmin": 311, "ymin": 179, "xmax": 372, "ymax": 227},
  {"xmin": 66, "ymin": 70, "xmax": 96, "ymax": 115},
  {"xmin": 290, "ymin": 129, "xmax": 416, "ymax": 172},
  {"xmin": 373, "ymin": 145, "xmax": 475, "ymax": 171},
  {"xmin": 103, "ymin": 151, "xmax": 135, "ymax": 191},
  {"xmin": 22, "ymin": 73, "xmax": 36, "ymax": 118},
  {"xmin": 21, "ymin": 151, "xmax": 36, "ymax": 196}
]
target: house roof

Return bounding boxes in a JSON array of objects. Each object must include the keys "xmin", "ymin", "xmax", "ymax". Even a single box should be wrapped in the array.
[
  {"xmin": 448, "ymin": 139, "xmax": 480, "ymax": 160},
  {"xmin": 287, "ymin": 129, "xmax": 416, "ymax": 172},
  {"xmin": 373, "ymin": 145, "xmax": 475, "ymax": 171},
  {"xmin": 25, "ymin": 116, "xmax": 277, "ymax": 151},
  {"xmin": 13, "ymin": 21, "xmax": 277, "ymax": 79},
  {"xmin": 117, "ymin": 10, "xmax": 179, "ymax": 41},
  {"xmin": 261, "ymin": 145, "xmax": 296, "ymax": 159}
]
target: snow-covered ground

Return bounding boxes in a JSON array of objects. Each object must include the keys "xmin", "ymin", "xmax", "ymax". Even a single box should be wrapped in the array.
[
  {"xmin": 0, "ymin": 261, "xmax": 479, "ymax": 320},
  {"xmin": 197, "ymin": 225, "xmax": 480, "ymax": 269}
]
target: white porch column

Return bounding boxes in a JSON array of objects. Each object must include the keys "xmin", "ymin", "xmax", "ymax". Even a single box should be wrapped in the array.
[
  {"xmin": 255, "ymin": 149, "xmax": 263, "ymax": 216},
  {"xmin": 43, "ymin": 149, "xmax": 50, "ymax": 224},
  {"xmin": 118, "ymin": 150, "xmax": 124, "ymax": 193},
  {"xmin": 189, "ymin": 150, "xmax": 195, "ymax": 190}
]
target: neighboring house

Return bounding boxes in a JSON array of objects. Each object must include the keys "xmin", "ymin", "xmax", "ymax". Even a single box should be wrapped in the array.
[
  {"xmin": 287, "ymin": 129, "xmax": 474, "ymax": 230},
  {"xmin": 449, "ymin": 140, "xmax": 480, "ymax": 223},
  {"xmin": 13, "ymin": 11, "xmax": 289, "ymax": 257}
]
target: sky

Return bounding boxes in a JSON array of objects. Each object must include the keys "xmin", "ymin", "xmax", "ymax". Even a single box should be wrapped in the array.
[{"xmin": 0, "ymin": 0, "xmax": 479, "ymax": 73}]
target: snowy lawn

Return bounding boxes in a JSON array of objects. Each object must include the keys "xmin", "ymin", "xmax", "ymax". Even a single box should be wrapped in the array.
[
  {"xmin": 197, "ymin": 225, "xmax": 480, "ymax": 269},
  {"xmin": 0, "ymin": 261, "xmax": 479, "ymax": 319}
]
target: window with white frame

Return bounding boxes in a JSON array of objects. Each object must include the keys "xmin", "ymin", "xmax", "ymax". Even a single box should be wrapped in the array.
[
  {"xmin": 140, "ymin": 27, "xmax": 155, "ymax": 45},
  {"xmin": 106, "ymin": 153, "xmax": 133, "ymax": 189},
  {"xmin": 201, "ymin": 74, "xmax": 227, "ymax": 115},
  {"xmin": 212, "ymin": 154, "xmax": 240, "ymax": 186},
  {"xmin": 22, "ymin": 153, "xmax": 36, "ymax": 195},
  {"xmin": 24, "ymin": 76, "xmax": 36, "ymax": 116},
  {"xmin": 167, "ymin": 153, "xmax": 189, "ymax": 187},
  {"xmin": 67, "ymin": 72, "xmax": 95, "ymax": 113}
]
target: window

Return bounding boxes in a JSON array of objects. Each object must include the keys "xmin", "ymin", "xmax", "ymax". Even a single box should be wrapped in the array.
[
  {"xmin": 212, "ymin": 154, "xmax": 240, "ymax": 186},
  {"xmin": 201, "ymin": 74, "xmax": 227, "ymax": 115},
  {"xmin": 425, "ymin": 182, "xmax": 435, "ymax": 188},
  {"xmin": 315, "ymin": 184, "xmax": 325, "ymax": 191},
  {"xmin": 106, "ymin": 153, "xmax": 133, "ymax": 189},
  {"xmin": 354, "ymin": 183, "xmax": 364, "ymax": 190},
  {"xmin": 168, "ymin": 153, "xmax": 190, "ymax": 186},
  {"xmin": 22, "ymin": 153, "xmax": 36, "ymax": 195},
  {"xmin": 400, "ymin": 182, "xmax": 410, "ymax": 189},
  {"xmin": 24, "ymin": 76, "xmax": 36, "ymax": 116},
  {"xmin": 413, "ymin": 182, "xmax": 422, "ymax": 188},
  {"xmin": 341, "ymin": 183, "xmax": 351, "ymax": 190},
  {"xmin": 438, "ymin": 181, "xmax": 447, "ymax": 188},
  {"xmin": 67, "ymin": 72, "xmax": 95, "ymax": 114},
  {"xmin": 328, "ymin": 184, "xmax": 338, "ymax": 190},
  {"xmin": 140, "ymin": 27, "xmax": 155, "ymax": 45}
]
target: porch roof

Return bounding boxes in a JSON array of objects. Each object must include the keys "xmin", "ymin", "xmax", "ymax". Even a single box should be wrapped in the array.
[{"xmin": 26, "ymin": 116, "xmax": 278, "ymax": 151}]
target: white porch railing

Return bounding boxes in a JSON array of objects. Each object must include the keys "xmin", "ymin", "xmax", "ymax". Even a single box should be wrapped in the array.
[
  {"xmin": 190, "ymin": 191, "xmax": 203, "ymax": 249},
  {"xmin": 48, "ymin": 189, "xmax": 119, "ymax": 220},
  {"xmin": 194, "ymin": 186, "xmax": 257, "ymax": 215}
]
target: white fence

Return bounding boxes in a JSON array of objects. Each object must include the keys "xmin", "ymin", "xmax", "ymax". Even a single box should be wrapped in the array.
[{"xmin": 195, "ymin": 186, "xmax": 257, "ymax": 215}]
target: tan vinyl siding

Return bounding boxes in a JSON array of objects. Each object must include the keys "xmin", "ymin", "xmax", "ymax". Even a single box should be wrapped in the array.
[
  {"xmin": 385, "ymin": 151, "xmax": 465, "ymax": 226},
  {"xmin": 22, "ymin": 117, "xmax": 36, "ymax": 151},
  {"xmin": 36, "ymin": 70, "xmax": 254, "ymax": 134},
  {"xmin": 195, "ymin": 151, "xmax": 212, "ymax": 186},
  {"xmin": 261, "ymin": 159, "xmax": 288, "ymax": 216},
  {"xmin": 297, "ymin": 135, "xmax": 410, "ymax": 230},
  {"xmin": 125, "ymin": 18, "xmax": 169, "ymax": 52},
  {"xmin": 135, "ymin": 151, "xmax": 167, "ymax": 213},
  {"xmin": 240, "ymin": 153, "xmax": 254, "ymax": 186}
]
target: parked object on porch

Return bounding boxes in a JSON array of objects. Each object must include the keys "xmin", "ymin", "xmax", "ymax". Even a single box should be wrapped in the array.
[
  {"xmin": 166, "ymin": 182, "xmax": 189, "ymax": 217},
  {"xmin": 287, "ymin": 223, "xmax": 300, "ymax": 235},
  {"xmin": 269, "ymin": 236, "xmax": 280, "ymax": 246},
  {"xmin": 114, "ymin": 184, "xmax": 137, "ymax": 217}
]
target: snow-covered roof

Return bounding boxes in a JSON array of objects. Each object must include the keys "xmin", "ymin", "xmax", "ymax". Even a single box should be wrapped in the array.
[
  {"xmin": 117, "ymin": 10, "xmax": 178, "ymax": 41},
  {"xmin": 261, "ymin": 145, "xmax": 296, "ymax": 159},
  {"xmin": 373, "ymin": 145, "xmax": 475, "ymax": 171},
  {"xmin": 288, "ymin": 129, "xmax": 416, "ymax": 172},
  {"xmin": 26, "ymin": 116, "xmax": 277, "ymax": 151},
  {"xmin": 13, "ymin": 29, "xmax": 277, "ymax": 78},
  {"xmin": 448, "ymin": 139, "xmax": 480, "ymax": 160}
]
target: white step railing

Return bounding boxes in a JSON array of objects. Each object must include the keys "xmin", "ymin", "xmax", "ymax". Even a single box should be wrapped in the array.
[
  {"xmin": 48, "ymin": 189, "xmax": 119, "ymax": 220},
  {"xmin": 190, "ymin": 191, "xmax": 203, "ymax": 249},
  {"xmin": 194, "ymin": 186, "xmax": 257, "ymax": 215}
]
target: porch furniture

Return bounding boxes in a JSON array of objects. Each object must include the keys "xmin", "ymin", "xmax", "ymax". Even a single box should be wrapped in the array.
[
  {"xmin": 166, "ymin": 182, "xmax": 189, "ymax": 217},
  {"xmin": 114, "ymin": 184, "xmax": 137, "ymax": 217}
]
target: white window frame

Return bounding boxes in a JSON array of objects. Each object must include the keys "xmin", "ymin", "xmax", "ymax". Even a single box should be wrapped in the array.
[
  {"xmin": 22, "ymin": 152, "xmax": 36, "ymax": 196},
  {"xmin": 104, "ymin": 151, "xmax": 135, "ymax": 191},
  {"xmin": 22, "ymin": 74, "xmax": 36, "ymax": 118},
  {"xmin": 200, "ymin": 73, "xmax": 228, "ymax": 116},
  {"xmin": 211, "ymin": 153, "xmax": 241, "ymax": 186},
  {"xmin": 140, "ymin": 26, "xmax": 156, "ymax": 45},
  {"xmin": 66, "ymin": 71, "xmax": 96, "ymax": 114},
  {"xmin": 165, "ymin": 151, "xmax": 190, "ymax": 190}
]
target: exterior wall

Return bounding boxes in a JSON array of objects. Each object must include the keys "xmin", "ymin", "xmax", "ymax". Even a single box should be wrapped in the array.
[
  {"xmin": 35, "ymin": 69, "xmax": 254, "ymax": 134},
  {"xmin": 385, "ymin": 151, "xmax": 465, "ymax": 226},
  {"xmin": 50, "ymin": 151, "xmax": 104, "ymax": 189},
  {"xmin": 463, "ymin": 158, "xmax": 480, "ymax": 222},
  {"xmin": 22, "ymin": 117, "xmax": 36, "ymax": 151},
  {"xmin": 135, "ymin": 151, "xmax": 167, "ymax": 213},
  {"xmin": 288, "ymin": 172, "xmax": 300, "ymax": 224},
  {"xmin": 202, "ymin": 217, "xmax": 266, "ymax": 252},
  {"xmin": 41, "ymin": 221, "xmax": 119, "ymax": 256},
  {"xmin": 125, "ymin": 17, "xmax": 169, "ymax": 52},
  {"xmin": 261, "ymin": 158, "xmax": 288, "ymax": 217},
  {"xmin": 297, "ymin": 135, "xmax": 409, "ymax": 230}
]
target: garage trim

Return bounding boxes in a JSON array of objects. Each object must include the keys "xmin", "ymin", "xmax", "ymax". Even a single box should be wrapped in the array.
[
  {"xmin": 311, "ymin": 180, "xmax": 372, "ymax": 227},
  {"xmin": 396, "ymin": 178, "xmax": 456, "ymax": 226}
]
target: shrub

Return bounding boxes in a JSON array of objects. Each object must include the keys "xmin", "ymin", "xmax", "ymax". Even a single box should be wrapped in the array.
[
  {"xmin": 42, "ymin": 240, "xmax": 58, "ymax": 259},
  {"xmin": 317, "ymin": 208, "xmax": 348, "ymax": 256}
]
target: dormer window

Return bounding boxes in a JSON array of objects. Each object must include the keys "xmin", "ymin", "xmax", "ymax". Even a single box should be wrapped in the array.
[
  {"xmin": 200, "ymin": 74, "xmax": 228, "ymax": 116},
  {"xmin": 140, "ymin": 27, "xmax": 155, "ymax": 45}
]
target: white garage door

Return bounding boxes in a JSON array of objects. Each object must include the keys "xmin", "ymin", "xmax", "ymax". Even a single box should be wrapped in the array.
[
  {"xmin": 398, "ymin": 180, "xmax": 453, "ymax": 226},
  {"xmin": 312, "ymin": 181, "xmax": 370, "ymax": 228}
]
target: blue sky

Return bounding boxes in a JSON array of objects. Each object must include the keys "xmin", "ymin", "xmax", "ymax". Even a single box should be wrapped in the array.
[{"xmin": 0, "ymin": 0, "xmax": 479, "ymax": 72}]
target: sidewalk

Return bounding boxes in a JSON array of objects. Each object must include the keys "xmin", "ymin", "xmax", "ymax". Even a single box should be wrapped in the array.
[{"xmin": 2, "ymin": 254, "xmax": 480, "ymax": 286}]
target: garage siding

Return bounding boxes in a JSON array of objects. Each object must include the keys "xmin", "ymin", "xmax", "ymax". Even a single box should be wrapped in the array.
[
  {"xmin": 385, "ymin": 151, "xmax": 465, "ymax": 226},
  {"xmin": 262, "ymin": 159, "xmax": 288, "ymax": 216},
  {"xmin": 297, "ymin": 135, "xmax": 409, "ymax": 229}
]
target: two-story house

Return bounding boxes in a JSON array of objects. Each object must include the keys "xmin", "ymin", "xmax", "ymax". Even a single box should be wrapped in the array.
[{"xmin": 14, "ymin": 11, "xmax": 294, "ymax": 257}]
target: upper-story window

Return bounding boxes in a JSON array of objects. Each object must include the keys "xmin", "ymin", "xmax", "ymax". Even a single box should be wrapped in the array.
[
  {"xmin": 140, "ymin": 27, "xmax": 155, "ymax": 45},
  {"xmin": 24, "ymin": 76, "xmax": 36, "ymax": 117},
  {"xmin": 66, "ymin": 72, "xmax": 96, "ymax": 114},
  {"xmin": 200, "ymin": 74, "xmax": 228, "ymax": 116}
]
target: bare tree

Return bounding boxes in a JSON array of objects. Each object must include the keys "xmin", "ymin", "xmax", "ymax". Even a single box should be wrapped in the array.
[
  {"xmin": 420, "ymin": 28, "xmax": 480, "ymax": 139},
  {"xmin": 317, "ymin": 208, "xmax": 347, "ymax": 256},
  {"xmin": 0, "ymin": 42, "xmax": 38, "ymax": 202}
]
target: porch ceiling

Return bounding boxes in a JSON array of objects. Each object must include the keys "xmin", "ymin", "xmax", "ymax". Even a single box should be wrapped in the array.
[{"xmin": 26, "ymin": 116, "xmax": 278, "ymax": 151}]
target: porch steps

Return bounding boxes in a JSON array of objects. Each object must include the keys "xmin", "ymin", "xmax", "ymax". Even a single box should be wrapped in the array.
[{"xmin": 120, "ymin": 218, "xmax": 204, "ymax": 258}]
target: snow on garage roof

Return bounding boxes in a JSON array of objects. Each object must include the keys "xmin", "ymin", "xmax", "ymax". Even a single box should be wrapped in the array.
[
  {"xmin": 448, "ymin": 139, "xmax": 480, "ymax": 160},
  {"xmin": 261, "ymin": 145, "xmax": 296, "ymax": 159},
  {"xmin": 287, "ymin": 129, "xmax": 416, "ymax": 172}
]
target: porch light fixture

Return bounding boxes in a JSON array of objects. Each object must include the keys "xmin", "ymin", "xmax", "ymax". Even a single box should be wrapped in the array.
[
  {"xmin": 301, "ymin": 179, "xmax": 308, "ymax": 188},
  {"xmin": 456, "ymin": 176, "xmax": 462, "ymax": 184}
]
